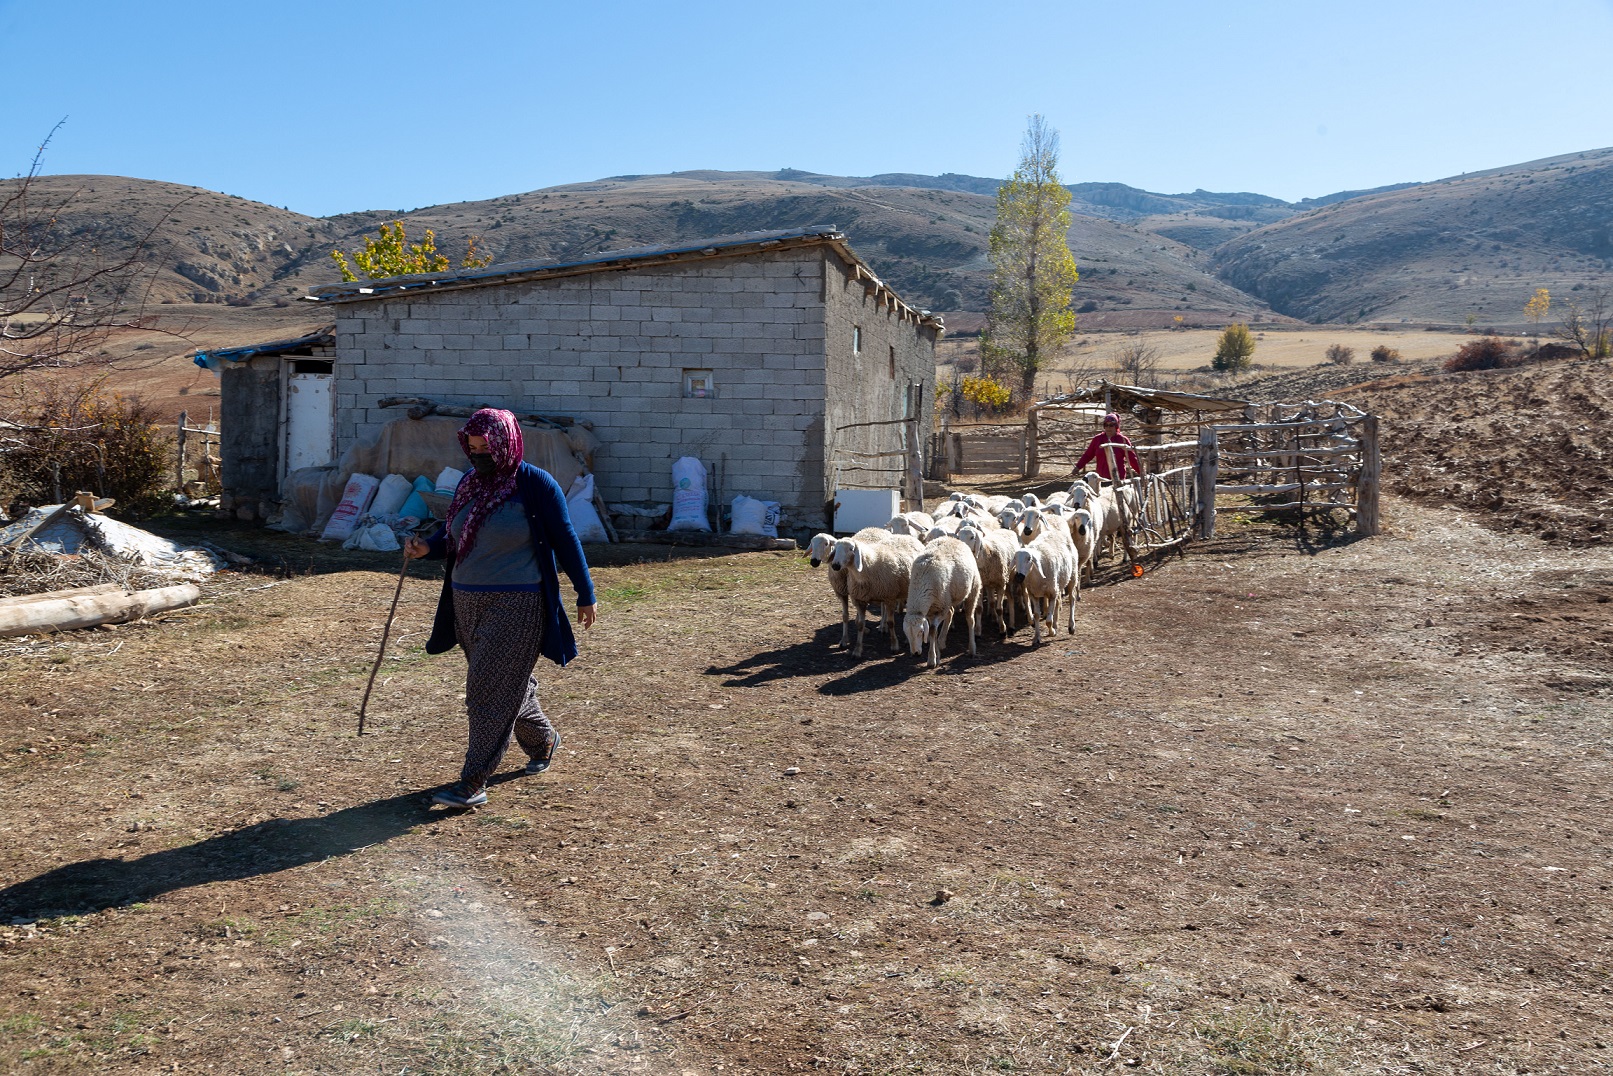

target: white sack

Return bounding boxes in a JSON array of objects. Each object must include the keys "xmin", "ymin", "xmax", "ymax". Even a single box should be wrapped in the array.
[
  {"xmin": 342, "ymin": 520, "xmax": 401, "ymax": 552},
  {"xmin": 667, "ymin": 456, "xmax": 710, "ymax": 532},
  {"xmin": 320, "ymin": 473, "xmax": 380, "ymax": 541},
  {"xmin": 370, "ymin": 473, "xmax": 413, "ymax": 517},
  {"xmin": 435, "ymin": 466, "xmax": 465, "ymax": 494},
  {"xmin": 729, "ymin": 495, "xmax": 781, "ymax": 538},
  {"xmin": 565, "ymin": 474, "xmax": 610, "ymax": 543}
]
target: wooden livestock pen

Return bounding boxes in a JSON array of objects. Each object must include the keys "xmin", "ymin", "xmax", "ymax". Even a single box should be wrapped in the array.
[
  {"xmin": 1197, "ymin": 400, "xmax": 1381, "ymax": 538},
  {"xmin": 1015, "ymin": 382, "xmax": 1382, "ymax": 562},
  {"xmin": 934, "ymin": 421, "xmax": 1028, "ymax": 477},
  {"xmin": 1026, "ymin": 382, "xmax": 1252, "ymax": 470},
  {"xmin": 1026, "ymin": 383, "xmax": 1255, "ymax": 563}
]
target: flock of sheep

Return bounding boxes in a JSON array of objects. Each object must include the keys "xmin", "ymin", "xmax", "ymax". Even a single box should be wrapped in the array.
[{"xmin": 807, "ymin": 474, "xmax": 1138, "ymax": 667}]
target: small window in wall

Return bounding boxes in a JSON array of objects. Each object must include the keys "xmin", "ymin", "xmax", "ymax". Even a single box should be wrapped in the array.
[
  {"xmin": 683, "ymin": 369, "xmax": 716, "ymax": 398},
  {"xmin": 292, "ymin": 359, "xmax": 333, "ymax": 375},
  {"xmin": 853, "ymin": 326, "xmax": 862, "ymax": 355},
  {"xmin": 888, "ymin": 345, "xmax": 896, "ymax": 378}
]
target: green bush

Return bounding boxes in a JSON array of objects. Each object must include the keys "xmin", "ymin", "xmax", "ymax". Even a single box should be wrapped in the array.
[{"xmin": 1, "ymin": 378, "xmax": 171, "ymax": 518}]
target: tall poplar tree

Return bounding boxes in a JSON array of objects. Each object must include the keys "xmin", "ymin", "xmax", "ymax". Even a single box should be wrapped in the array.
[{"xmin": 982, "ymin": 115, "xmax": 1080, "ymax": 401}]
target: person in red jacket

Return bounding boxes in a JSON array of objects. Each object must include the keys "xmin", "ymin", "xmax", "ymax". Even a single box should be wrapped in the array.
[{"xmin": 1076, "ymin": 412, "xmax": 1143, "ymax": 481}]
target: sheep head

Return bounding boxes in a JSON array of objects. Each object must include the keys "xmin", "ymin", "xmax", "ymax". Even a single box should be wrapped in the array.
[
  {"xmin": 903, "ymin": 612, "xmax": 930, "ymax": 655},
  {"xmin": 808, "ymin": 533, "xmax": 835, "ymax": 567},
  {"xmin": 829, "ymin": 537, "xmax": 859, "ymax": 573}
]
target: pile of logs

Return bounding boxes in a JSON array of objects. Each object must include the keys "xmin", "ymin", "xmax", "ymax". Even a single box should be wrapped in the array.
[{"xmin": 0, "ymin": 491, "xmax": 203, "ymax": 637}]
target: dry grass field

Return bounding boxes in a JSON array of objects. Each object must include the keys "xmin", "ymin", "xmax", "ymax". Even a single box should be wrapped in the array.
[{"xmin": 937, "ymin": 328, "xmax": 1476, "ymax": 399}]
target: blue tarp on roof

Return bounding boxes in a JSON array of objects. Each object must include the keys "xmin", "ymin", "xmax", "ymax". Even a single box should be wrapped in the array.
[{"xmin": 193, "ymin": 327, "xmax": 334, "ymax": 372}]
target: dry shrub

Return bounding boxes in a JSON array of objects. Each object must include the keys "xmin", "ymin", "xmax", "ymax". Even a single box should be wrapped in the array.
[
  {"xmin": 1, "ymin": 377, "xmax": 171, "ymax": 518},
  {"xmin": 1325, "ymin": 343, "xmax": 1355, "ymax": 365},
  {"xmin": 1370, "ymin": 344, "xmax": 1401, "ymax": 363},
  {"xmin": 1443, "ymin": 336, "xmax": 1513, "ymax": 372}
]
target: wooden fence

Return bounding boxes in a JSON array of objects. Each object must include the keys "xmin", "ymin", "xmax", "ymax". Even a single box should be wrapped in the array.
[
  {"xmin": 1106, "ymin": 439, "xmax": 1201, "ymax": 557},
  {"xmin": 932, "ymin": 398, "xmax": 1382, "ymax": 560},
  {"xmin": 831, "ymin": 416, "xmax": 925, "ymax": 510},
  {"xmin": 175, "ymin": 410, "xmax": 221, "ymax": 495},
  {"xmin": 1197, "ymin": 402, "xmax": 1380, "ymax": 538},
  {"xmin": 935, "ymin": 422, "xmax": 1027, "ymax": 477}
]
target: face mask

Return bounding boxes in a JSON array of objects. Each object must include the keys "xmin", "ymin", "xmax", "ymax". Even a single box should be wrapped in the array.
[{"xmin": 468, "ymin": 452, "xmax": 496, "ymax": 476}]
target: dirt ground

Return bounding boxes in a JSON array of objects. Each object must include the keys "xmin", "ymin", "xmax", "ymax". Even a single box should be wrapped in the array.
[{"xmin": 1, "ymin": 481, "xmax": 1610, "ymax": 1074}]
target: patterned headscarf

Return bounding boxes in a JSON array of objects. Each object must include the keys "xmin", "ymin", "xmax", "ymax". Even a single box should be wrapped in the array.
[
  {"xmin": 444, "ymin": 408, "xmax": 525, "ymax": 559},
  {"xmin": 1103, "ymin": 412, "xmax": 1122, "ymax": 429}
]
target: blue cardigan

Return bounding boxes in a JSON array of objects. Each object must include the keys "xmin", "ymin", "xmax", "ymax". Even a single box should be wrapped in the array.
[{"xmin": 422, "ymin": 463, "xmax": 597, "ymax": 667}]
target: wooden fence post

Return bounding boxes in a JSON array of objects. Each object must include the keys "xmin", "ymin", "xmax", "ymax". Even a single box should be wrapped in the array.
[
  {"xmin": 175, "ymin": 410, "xmax": 188, "ymax": 492},
  {"xmin": 1025, "ymin": 406, "xmax": 1040, "ymax": 478},
  {"xmin": 906, "ymin": 418, "xmax": 924, "ymax": 512},
  {"xmin": 1196, "ymin": 426, "xmax": 1219, "ymax": 539},
  {"xmin": 1356, "ymin": 414, "xmax": 1381, "ymax": 536}
]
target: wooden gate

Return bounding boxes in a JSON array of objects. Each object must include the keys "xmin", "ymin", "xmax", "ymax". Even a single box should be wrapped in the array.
[
  {"xmin": 1196, "ymin": 402, "xmax": 1381, "ymax": 538},
  {"xmin": 939, "ymin": 423, "xmax": 1026, "ymax": 477}
]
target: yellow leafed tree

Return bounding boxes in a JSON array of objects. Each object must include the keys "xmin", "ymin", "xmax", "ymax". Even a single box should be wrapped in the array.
[
  {"xmin": 331, "ymin": 221, "xmax": 493, "ymax": 282},
  {"xmin": 1524, "ymin": 288, "xmax": 1550, "ymax": 334},
  {"xmin": 982, "ymin": 116, "xmax": 1080, "ymax": 401}
]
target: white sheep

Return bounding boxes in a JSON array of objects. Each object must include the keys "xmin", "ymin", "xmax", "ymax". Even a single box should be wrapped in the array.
[
  {"xmin": 1067, "ymin": 507, "xmax": 1097, "ymax": 594},
  {"xmin": 903, "ymin": 537, "xmax": 981, "ymax": 668},
  {"xmin": 926, "ymin": 512, "xmax": 992, "ymax": 542},
  {"xmin": 810, "ymin": 529, "xmax": 890, "ymax": 648},
  {"xmin": 956, "ymin": 521, "xmax": 1019, "ymax": 634},
  {"xmin": 1017, "ymin": 506, "xmax": 1083, "ymax": 608},
  {"xmin": 830, "ymin": 532, "xmax": 924, "ymax": 657},
  {"xmin": 982, "ymin": 495, "xmax": 1013, "ymax": 514},
  {"xmin": 1074, "ymin": 473, "xmax": 1133, "ymax": 563},
  {"xmin": 885, "ymin": 511, "xmax": 935, "ymax": 539},
  {"xmin": 1011, "ymin": 537, "xmax": 1077, "ymax": 645}
]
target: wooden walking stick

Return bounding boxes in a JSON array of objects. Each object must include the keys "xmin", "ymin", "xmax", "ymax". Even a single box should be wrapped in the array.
[{"xmin": 358, "ymin": 553, "xmax": 411, "ymax": 736}]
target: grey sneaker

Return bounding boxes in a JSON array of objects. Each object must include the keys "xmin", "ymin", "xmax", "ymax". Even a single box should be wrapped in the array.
[
  {"xmin": 524, "ymin": 731, "xmax": 562, "ymax": 776},
  {"xmin": 431, "ymin": 782, "xmax": 487, "ymax": 808}
]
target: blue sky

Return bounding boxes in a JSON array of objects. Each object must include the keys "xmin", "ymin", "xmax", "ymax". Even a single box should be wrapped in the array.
[{"xmin": 4, "ymin": 0, "xmax": 1611, "ymax": 217}]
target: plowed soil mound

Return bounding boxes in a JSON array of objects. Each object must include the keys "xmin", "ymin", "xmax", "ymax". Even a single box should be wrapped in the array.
[
  {"xmin": 1354, "ymin": 356, "xmax": 1613, "ymax": 544},
  {"xmin": 1232, "ymin": 355, "xmax": 1612, "ymax": 544}
]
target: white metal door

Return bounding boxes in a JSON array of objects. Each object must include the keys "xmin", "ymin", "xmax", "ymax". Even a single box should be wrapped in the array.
[{"xmin": 285, "ymin": 373, "xmax": 334, "ymax": 473}]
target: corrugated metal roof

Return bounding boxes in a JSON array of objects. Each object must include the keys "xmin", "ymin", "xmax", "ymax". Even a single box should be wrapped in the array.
[{"xmin": 299, "ymin": 226, "xmax": 944, "ymax": 329}]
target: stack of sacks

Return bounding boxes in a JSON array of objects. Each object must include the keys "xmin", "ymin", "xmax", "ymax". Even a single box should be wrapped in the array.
[{"xmin": 397, "ymin": 476, "xmax": 434, "ymax": 521}]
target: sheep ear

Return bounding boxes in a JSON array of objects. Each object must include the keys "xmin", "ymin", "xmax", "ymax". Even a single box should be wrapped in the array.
[{"xmin": 852, "ymin": 544, "xmax": 865, "ymax": 572}]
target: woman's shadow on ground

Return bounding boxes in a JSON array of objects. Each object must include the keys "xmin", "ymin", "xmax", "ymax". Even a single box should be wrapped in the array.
[{"xmin": 0, "ymin": 789, "xmax": 456, "ymax": 920}]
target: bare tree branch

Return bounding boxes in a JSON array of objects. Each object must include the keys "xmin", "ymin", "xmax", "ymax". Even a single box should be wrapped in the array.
[{"xmin": 0, "ymin": 123, "xmax": 197, "ymax": 379}]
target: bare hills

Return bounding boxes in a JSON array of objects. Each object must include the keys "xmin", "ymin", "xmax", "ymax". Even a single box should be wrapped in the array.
[{"xmin": 7, "ymin": 147, "xmax": 1611, "ymax": 333}]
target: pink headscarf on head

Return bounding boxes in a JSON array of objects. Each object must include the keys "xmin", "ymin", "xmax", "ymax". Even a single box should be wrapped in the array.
[
  {"xmin": 444, "ymin": 408, "xmax": 525, "ymax": 559},
  {"xmin": 1103, "ymin": 412, "xmax": 1121, "ymax": 429}
]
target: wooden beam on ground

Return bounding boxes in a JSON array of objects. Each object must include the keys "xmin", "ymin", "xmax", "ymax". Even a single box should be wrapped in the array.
[{"xmin": 0, "ymin": 583, "xmax": 201, "ymax": 638}]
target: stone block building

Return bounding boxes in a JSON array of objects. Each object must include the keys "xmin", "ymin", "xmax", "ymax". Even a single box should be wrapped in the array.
[{"xmin": 208, "ymin": 227, "xmax": 941, "ymax": 531}]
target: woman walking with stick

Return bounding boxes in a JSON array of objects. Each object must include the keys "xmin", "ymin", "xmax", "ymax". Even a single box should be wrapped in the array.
[{"xmin": 403, "ymin": 408, "xmax": 598, "ymax": 809}]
